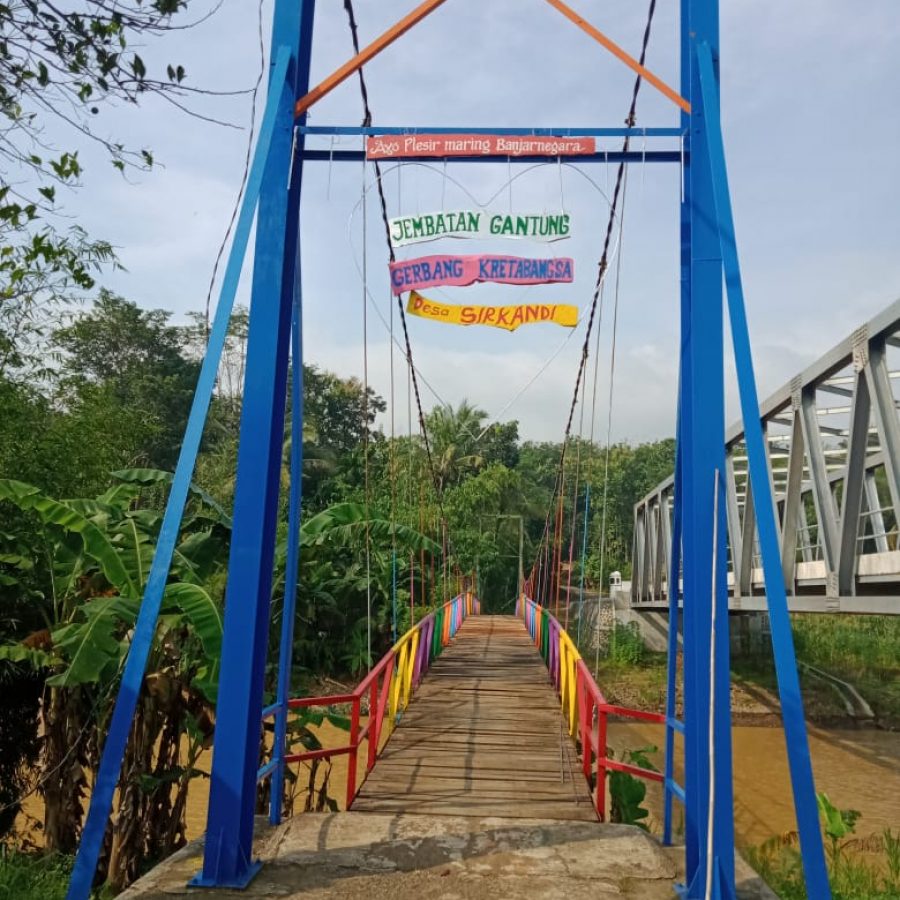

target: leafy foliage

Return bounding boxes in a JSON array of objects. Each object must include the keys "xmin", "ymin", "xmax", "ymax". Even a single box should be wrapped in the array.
[
  {"xmin": 0, "ymin": 848, "xmax": 73, "ymax": 900},
  {"xmin": 747, "ymin": 800, "xmax": 900, "ymax": 899},
  {"xmin": 608, "ymin": 745, "xmax": 657, "ymax": 830},
  {"xmin": 0, "ymin": 1, "xmax": 218, "ymax": 385}
]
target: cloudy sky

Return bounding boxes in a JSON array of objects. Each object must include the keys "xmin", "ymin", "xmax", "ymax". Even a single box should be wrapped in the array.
[{"xmin": 60, "ymin": 0, "xmax": 900, "ymax": 443}]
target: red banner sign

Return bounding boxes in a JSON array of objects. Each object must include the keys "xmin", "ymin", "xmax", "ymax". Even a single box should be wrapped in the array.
[
  {"xmin": 389, "ymin": 254, "xmax": 574, "ymax": 296},
  {"xmin": 366, "ymin": 134, "xmax": 596, "ymax": 160}
]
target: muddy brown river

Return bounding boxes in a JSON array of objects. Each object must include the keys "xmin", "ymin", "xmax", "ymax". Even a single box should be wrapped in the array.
[
  {"xmin": 182, "ymin": 721, "xmax": 899, "ymax": 849},
  {"xmin": 22, "ymin": 721, "xmax": 899, "ymax": 856},
  {"xmin": 607, "ymin": 722, "xmax": 899, "ymax": 847}
]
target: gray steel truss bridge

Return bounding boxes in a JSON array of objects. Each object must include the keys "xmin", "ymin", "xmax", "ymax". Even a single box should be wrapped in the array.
[{"xmin": 632, "ymin": 297, "xmax": 900, "ymax": 614}]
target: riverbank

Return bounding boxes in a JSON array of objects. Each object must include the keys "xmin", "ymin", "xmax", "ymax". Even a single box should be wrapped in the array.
[{"xmin": 591, "ymin": 654, "xmax": 875, "ymax": 728}]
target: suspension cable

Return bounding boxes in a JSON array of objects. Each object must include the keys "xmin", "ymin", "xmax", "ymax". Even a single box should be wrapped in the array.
[
  {"xmin": 595, "ymin": 168, "xmax": 629, "ymax": 671},
  {"xmin": 361, "ymin": 160, "xmax": 373, "ymax": 670},
  {"xmin": 528, "ymin": 0, "xmax": 658, "ymax": 608},
  {"xmin": 343, "ymin": 0, "xmax": 443, "ymax": 509}
]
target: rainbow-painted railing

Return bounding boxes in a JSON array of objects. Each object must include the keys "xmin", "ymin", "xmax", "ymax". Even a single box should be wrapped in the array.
[
  {"xmin": 260, "ymin": 592, "xmax": 479, "ymax": 809},
  {"xmin": 516, "ymin": 595, "xmax": 664, "ymax": 820}
]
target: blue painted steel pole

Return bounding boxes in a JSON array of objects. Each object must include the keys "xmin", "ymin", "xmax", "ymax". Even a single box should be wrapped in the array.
[
  {"xmin": 696, "ymin": 41, "xmax": 831, "ymax": 899},
  {"xmin": 663, "ymin": 401, "xmax": 683, "ymax": 846},
  {"xmin": 197, "ymin": 0, "xmax": 317, "ymax": 887},
  {"xmin": 64, "ymin": 47, "xmax": 294, "ymax": 900},
  {"xmin": 269, "ymin": 289, "xmax": 306, "ymax": 825},
  {"xmin": 681, "ymin": 2, "xmax": 736, "ymax": 897},
  {"xmin": 678, "ymin": 0, "xmax": 700, "ymax": 884}
]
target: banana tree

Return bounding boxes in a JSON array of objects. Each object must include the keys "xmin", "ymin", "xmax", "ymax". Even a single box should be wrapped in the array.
[
  {"xmin": 0, "ymin": 478, "xmax": 436, "ymax": 890},
  {"xmin": 0, "ymin": 471, "xmax": 227, "ymax": 888}
]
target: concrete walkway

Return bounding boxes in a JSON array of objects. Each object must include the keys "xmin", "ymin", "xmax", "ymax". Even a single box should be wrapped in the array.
[{"xmin": 119, "ymin": 812, "xmax": 682, "ymax": 899}]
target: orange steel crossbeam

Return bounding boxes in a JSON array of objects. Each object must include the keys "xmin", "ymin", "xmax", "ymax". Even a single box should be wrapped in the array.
[
  {"xmin": 294, "ymin": 0, "xmax": 450, "ymax": 118},
  {"xmin": 542, "ymin": 0, "xmax": 691, "ymax": 114}
]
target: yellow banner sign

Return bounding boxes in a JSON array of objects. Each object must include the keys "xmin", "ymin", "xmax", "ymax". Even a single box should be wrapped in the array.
[{"xmin": 406, "ymin": 291, "xmax": 578, "ymax": 332}]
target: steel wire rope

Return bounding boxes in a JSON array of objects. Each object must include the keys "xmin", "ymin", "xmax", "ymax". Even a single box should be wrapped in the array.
[
  {"xmin": 594, "ymin": 168, "xmax": 629, "ymax": 673},
  {"xmin": 361, "ymin": 160, "xmax": 373, "ymax": 670},
  {"xmin": 342, "ymin": 0, "xmax": 458, "ymax": 603},
  {"xmin": 525, "ymin": 0, "xmax": 658, "ymax": 613},
  {"xmin": 389, "ymin": 214, "xmax": 398, "ymax": 645},
  {"xmin": 563, "ymin": 373, "xmax": 588, "ymax": 630},
  {"xmin": 345, "ymin": 159, "xmax": 622, "ymax": 444},
  {"xmin": 576, "ymin": 281, "xmax": 606, "ymax": 647},
  {"xmin": 202, "ymin": 0, "xmax": 266, "ymax": 335},
  {"xmin": 343, "ymin": 3, "xmax": 440, "ymax": 503}
]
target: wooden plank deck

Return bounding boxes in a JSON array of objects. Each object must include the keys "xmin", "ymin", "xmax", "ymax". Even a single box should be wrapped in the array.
[{"xmin": 352, "ymin": 614, "xmax": 596, "ymax": 821}]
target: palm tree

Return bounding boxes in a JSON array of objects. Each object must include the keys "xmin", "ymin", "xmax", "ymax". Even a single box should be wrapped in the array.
[{"xmin": 426, "ymin": 400, "xmax": 489, "ymax": 491}]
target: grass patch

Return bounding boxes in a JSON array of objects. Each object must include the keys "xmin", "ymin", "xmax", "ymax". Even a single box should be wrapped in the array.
[
  {"xmin": 792, "ymin": 615, "xmax": 900, "ymax": 724},
  {"xmin": 0, "ymin": 848, "xmax": 72, "ymax": 900},
  {"xmin": 747, "ymin": 840, "xmax": 900, "ymax": 899},
  {"xmin": 747, "ymin": 796, "xmax": 900, "ymax": 898}
]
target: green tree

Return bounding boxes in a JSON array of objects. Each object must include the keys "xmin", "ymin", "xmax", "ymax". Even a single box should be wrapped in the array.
[
  {"xmin": 427, "ymin": 400, "xmax": 488, "ymax": 491},
  {"xmin": 0, "ymin": 471, "xmax": 228, "ymax": 882},
  {"xmin": 586, "ymin": 439, "xmax": 675, "ymax": 582},
  {"xmin": 53, "ymin": 291, "xmax": 200, "ymax": 468},
  {"xmin": 303, "ymin": 364, "xmax": 385, "ymax": 453},
  {"xmin": 0, "ymin": 1, "xmax": 216, "ymax": 381}
]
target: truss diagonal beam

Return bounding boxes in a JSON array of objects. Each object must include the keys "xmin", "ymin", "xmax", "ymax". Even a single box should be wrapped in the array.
[
  {"xmin": 294, "ymin": 0, "xmax": 449, "ymax": 118},
  {"xmin": 542, "ymin": 0, "xmax": 691, "ymax": 114}
]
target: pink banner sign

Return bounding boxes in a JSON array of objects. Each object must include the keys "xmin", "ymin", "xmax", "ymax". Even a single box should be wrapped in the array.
[
  {"xmin": 389, "ymin": 254, "xmax": 575, "ymax": 295},
  {"xmin": 367, "ymin": 134, "xmax": 596, "ymax": 160}
]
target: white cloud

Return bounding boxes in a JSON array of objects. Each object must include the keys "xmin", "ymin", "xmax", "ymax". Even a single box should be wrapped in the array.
[{"xmin": 39, "ymin": 0, "xmax": 900, "ymax": 445}]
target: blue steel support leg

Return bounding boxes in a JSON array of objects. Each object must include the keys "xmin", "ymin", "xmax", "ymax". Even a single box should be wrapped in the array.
[
  {"xmin": 679, "ymin": 0, "xmax": 703, "ymax": 883},
  {"xmin": 269, "ymin": 288, "xmax": 306, "ymax": 825},
  {"xmin": 196, "ymin": 0, "xmax": 317, "ymax": 887},
  {"xmin": 64, "ymin": 47, "xmax": 294, "ymax": 900},
  {"xmin": 696, "ymin": 41, "xmax": 831, "ymax": 899},
  {"xmin": 681, "ymin": 2, "xmax": 736, "ymax": 897},
  {"xmin": 663, "ymin": 403, "xmax": 683, "ymax": 846}
]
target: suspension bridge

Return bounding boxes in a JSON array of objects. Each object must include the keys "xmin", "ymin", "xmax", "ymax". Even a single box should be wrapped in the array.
[{"xmin": 61, "ymin": 1, "xmax": 849, "ymax": 898}]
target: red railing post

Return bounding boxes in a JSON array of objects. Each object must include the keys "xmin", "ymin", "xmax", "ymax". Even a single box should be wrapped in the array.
[
  {"xmin": 346, "ymin": 696, "xmax": 360, "ymax": 808},
  {"xmin": 367, "ymin": 678, "xmax": 378, "ymax": 771},
  {"xmin": 577, "ymin": 667, "xmax": 591, "ymax": 784},
  {"xmin": 597, "ymin": 705, "xmax": 608, "ymax": 820}
]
